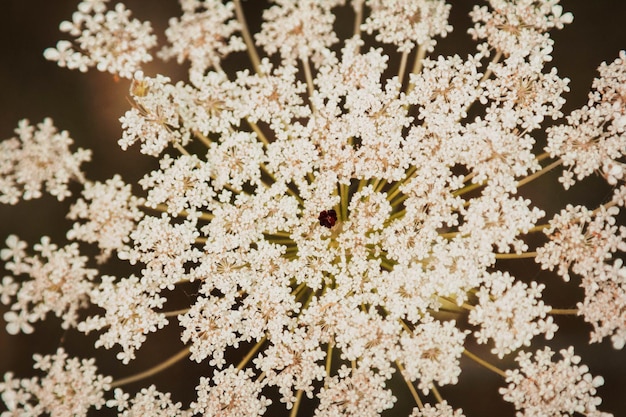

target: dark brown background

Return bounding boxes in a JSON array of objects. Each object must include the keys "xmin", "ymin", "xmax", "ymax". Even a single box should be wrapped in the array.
[{"xmin": 1, "ymin": 1, "xmax": 625, "ymax": 416}]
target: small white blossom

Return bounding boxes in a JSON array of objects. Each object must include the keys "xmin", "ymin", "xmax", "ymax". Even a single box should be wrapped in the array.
[
  {"xmin": 77, "ymin": 275, "xmax": 168, "ymax": 364},
  {"xmin": 315, "ymin": 365, "xmax": 396, "ymax": 417},
  {"xmin": 179, "ymin": 295, "xmax": 242, "ymax": 366},
  {"xmin": 469, "ymin": 271, "xmax": 557, "ymax": 358},
  {"xmin": 191, "ymin": 366, "xmax": 271, "ymax": 417},
  {"xmin": 139, "ymin": 154, "xmax": 214, "ymax": 215},
  {"xmin": 255, "ymin": 0, "xmax": 340, "ymax": 66},
  {"xmin": 500, "ymin": 347, "xmax": 611, "ymax": 417},
  {"xmin": 159, "ymin": 0, "xmax": 245, "ymax": 78},
  {"xmin": 577, "ymin": 259, "xmax": 626, "ymax": 349},
  {"xmin": 363, "ymin": 0, "xmax": 452, "ymax": 52},
  {"xmin": 67, "ymin": 175, "xmax": 145, "ymax": 263},
  {"xmin": 118, "ymin": 213, "xmax": 201, "ymax": 294},
  {"xmin": 399, "ymin": 316, "xmax": 468, "ymax": 394},
  {"xmin": 106, "ymin": 385, "xmax": 192, "ymax": 417},
  {"xmin": 253, "ymin": 327, "xmax": 326, "ymax": 407},
  {"xmin": 546, "ymin": 51, "xmax": 626, "ymax": 187},
  {"xmin": 409, "ymin": 401, "xmax": 466, "ymax": 417},
  {"xmin": 0, "ymin": 118, "xmax": 90, "ymax": 204},
  {"xmin": 119, "ymin": 72, "xmax": 189, "ymax": 156},
  {"xmin": 0, "ymin": 348, "xmax": 111, "ymax": 417},
  {"xmin": 44, "ymin": 0, "xmax": 156, "ymax": 78},
  {"xmin": 0, "ymin": 235, "xmax": 96, "ymax": 333},
  {"xmin": 536, "ymin": 205, "xmax": 626, "ymax": 282},
  {"xmin": 469, "ymin": 0, "xmax": 573, "ymax": 59},
  {"xmin": 1, "ymin": 0, "xmax": 623, "ymax": 415}
]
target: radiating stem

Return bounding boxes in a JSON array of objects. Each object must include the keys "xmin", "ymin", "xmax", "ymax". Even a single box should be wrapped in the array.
[
  {"xmin": 453, "ymin": 181, "xmax": 482, "ymax": 197},
  {"xmin": 142, "ymin": 204, "xmax": 214, "ymax": 221},
  {"xmin": 430, "ymin": 384, "xmax": 443, "ymax": 403},
  {"xmin": 173, "ymin": 142, "xmax": 190, "ymax": 156},
  {"xmin": 549, "ymin": 308, "xmax": 579, "ymax": 315},
  {"xmin": 340, "ymin": 182, "xmax": 349, "ymax": 221},
  {"xmin": 234, "ymin": 0, "xmax": 262, "ymax": 74},
  {"xmin": 495, "ymin": 251, "xmax": 537, "ymax": 259},
  {"xmin": 301, "ymin": 57, "xmax": 315, "ymax": 105},
  {"xmin": 353, "ymin": 1, "xmax": 363, "ymax": 39},
  {"xmin": 289, "ymin": 390, "xmax": 304, "ymax": 417},
  {"xmin": 527, "ymin": 223, "xmax": 549, "ymax": 233},
  {"xmin": 398, "ymin": 50, "xmax": 410, "ymax": 86},
  {"xmin": 247, "ymin": 119, "xmax": 271, "ymax": 147},
  {"xmin": 438, "ymin": 231, "xmax": 458, "ymax": 240},
  {"xmin": 517, "ymin": 159, "xmax": 563, "ymax": 188},
  {"xmin": 395, "ymin": 361, "xmax": 424, "ymax": 410},
  {"xmin": 593, "ymin": 199, "xmax": 619, "ymax": 216},
  {"xmin": 325, "ymin": 342, "xmax": 333, "ymax": 384},
  {"xmin": 163, "ymin": 308, "xmax": 189, "ymax": 317},
  {"xmin": 236, "ymin": 338, "xmax": 266, "ymax": 371},
  {"xmin": 386, "ymin": 166, "xmax": 416, "ymax": 203},
  {"xmin": 404, "ymin": 44, "xmax": 427, "ymax": 96},
  {"xmin": 193, "ymin": 130, "xmax": 213, "ymax": 148},
  {"xmin": 463, "ymin": 349, "xmax": 507, "ymax": 378},
  {"xmin": 480, "ymin": 50, "xmax": 503, "ymax": 83},
  {"xmin": 111, "ymin": 346, "xmax": 191, "ymax": 388}
]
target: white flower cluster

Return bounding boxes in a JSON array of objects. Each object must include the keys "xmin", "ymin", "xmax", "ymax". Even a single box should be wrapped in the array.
[
  {"xmin": 363, "ymin": 0, "xmax": 452, "ymax": 53},
  {"xmin": 546, "ymin": 51, "xmax": 626, "ymax": 188},
  {"xmin": 0, "ymin": 118, "xmax": 90, "ymax": 204},
  {"xmin": 44, "ymin": 0, "xmax": 157, "ymax": 78},
  {"xmin": 469, "ymin": 271, "xmax": 557, "ymax": 358},
  {"xmin": 500, "ymin": 347, "xmax": 610, "ymax": 417},
  {"xmin": 255, "ymin": 0, "xmax": 341, "ymax": 66},
  {"xmin": 0, "ymin": 235, "xmax": 96, "ymax": 334},
  {"xmin": 67, "ymin": 174, "xmax": 145, "ymax": 263},
  {"xmin": 537, "ymin": 204, "xmax": 626, "ymax": 349},
  {"xmin": 191, "ymin": 366, "xmax": 271, "ymax": 417},
  {"xmin": 158, "ymin": 0, "xmax": 245, "ymax": 78},
  {"xmin": 0, "ymin": 348, "xmax": 111, "ymax": 417},
  {"xmin": 77, "ymin": 275, "xmax": 169, "ymax": 364},
  {"xmin": 1, "ymin": 0, "xmax": 624, "ymax": 416},
  {"xmin": 410, "ymin": 401, "xmax": 466, "ymax": 417},
  {"xmin": 469, "ymin": 0, "xmax": 573, "ymax": 59},
  {"xmin": 107, "ymin": 385, "xmax": 192, "ymax": 417}
]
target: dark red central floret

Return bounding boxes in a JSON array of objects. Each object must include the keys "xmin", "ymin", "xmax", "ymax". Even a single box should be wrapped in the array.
[{"xmin": 318, "ymin": 209, "xmax": 337, "ymax": 228}]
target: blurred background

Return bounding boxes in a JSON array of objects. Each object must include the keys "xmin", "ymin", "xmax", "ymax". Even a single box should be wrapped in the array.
[{"xmin": 1, "ymin": 1, "xmax": 625, "ymax": 415}]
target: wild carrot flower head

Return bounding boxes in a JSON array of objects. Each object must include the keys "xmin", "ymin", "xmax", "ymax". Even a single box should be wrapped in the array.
[{"xmin": 1, "ymin": 0, "xmax": 625, "ymax": 416}]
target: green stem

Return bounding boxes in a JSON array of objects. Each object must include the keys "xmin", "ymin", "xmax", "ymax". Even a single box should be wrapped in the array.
[
  {"xmin": 395, "ymin": 361, "xmax": 424, "ymax": 409},
  {"xmin": 142, "ymin": 204, "xmax": 214, "ymax": 221},
  {"xmin": 353, "ymin": 1, "xmax": 363, "ymax": 39},
  {"xmin": 527, "ymin": 223, "xmax": 549, "ymax": 233},
  {"xmin": 398, "ymin": 50, "xmax": 410, "ymax": 86},
  {"xmin": 325, "ymin": 342, "xmax": 334, "ymax": 386},
  {"xmin": 431, "ymin": 383, "xmax": 443, "ymax": 403},
  {"xmin": 236, "ymin": 338, "xmax": 266, "ymax": 371},
  {"xmin": 495, "ymin": 251, "xmax": 537, "ymax": 259},
  {"xmin": 193, "ymin": 130, "xmax": 213, "ymax": 148},
  {"xmin": 111, "ymin": 346, "xmax": 191, "ymax": 388},
  {"xmin": 289, "ymin": 390, "xmax": 304, "ymax": 417},
  {"xmin": 233, "ymin": 0, "xmax": 262, "ymax": 74},
  {"xmin": 404, "ymin": 44, "xmax": 428, "ymax": 98},
  {"xmin": 301, "ymin": 57, "xmax": 315, "ymax": 102},
  {"xmin": 247, "ymin": 119, "xmax": 271, "ymax": 147},
  {"xmin": 463, "ymin": 349, "xmax": 507, "ymax": 378},
  {"xmin": 480, "ymin": 50, "xmax": 503, "ymax": 83},
  {"xmin": 549, "ymin": 308, "xmax": 579, "ymax": 315},
  {"xmin": 517, "ymin": 159, "xmax": 563, "ymax": 188},
  {"xmin": 340, "ymin": 182, "xmax": 349, "ymax": 221},
  {"xmin": 386, "ymin": 166, "xmax": 416, "ymax": 204},
  {"xmin": 163, "ymin": 308, "xmax": 189, "ymax": 317},
  {"xmin": 173, "ymin": 142, "xmax": 190, "ymax": 156}
]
